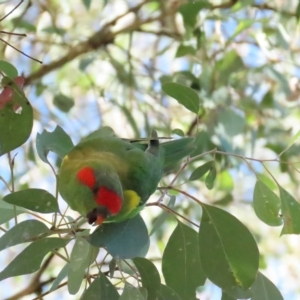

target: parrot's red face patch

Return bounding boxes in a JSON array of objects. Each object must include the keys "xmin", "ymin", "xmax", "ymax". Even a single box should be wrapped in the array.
[
  {"xmin": 77, "ymin": 167, "xmax": 96, "ymax": 188},
  {"xmin": 95, "ymin": 187, "xmax": 122, "ymax": 215}
]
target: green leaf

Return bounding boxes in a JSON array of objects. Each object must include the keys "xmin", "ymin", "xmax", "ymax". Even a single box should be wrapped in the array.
[
  {"xmin": 150, "ymin": 196, "xmax": 176, "ymax": 236},
  {"xmin": 231, "ymin": 0, "xmax": 254, "ymax": 12},
  {"xmin": 227, "ymin": 19, "xmax": 254, "ymax": 44},
  {"xmin": 11, "ymin": 18, "xmax": 36, "ymax": 32},
  {"xmin": 42, "ymin": 26, "xmax": 66, "ymax": 35},
  {"xmin": 36, "ymin": 125, "xmax": 74, "ymax": 163},
  {"xmin": 89, "ymin": 214, "xmax": 149, "ymax": 259},
  {"xmin": 189, "ymin": 161, "xmax": 213, "ymax": 181},
  {"xmin": 82, "ymin": 0, "xmax": 92, "ymax": 10},
  {"xmin": 3, "ymin": 188, "xmax": 59, "ymax": 213},
  {"xmin": 81, "ymin": 272, "xmax": 119, "ymax": 300},
  {"xmin": 0, "ymin": 200, "xmax": 25, "ymax": 225},
  {"xmin": 280, "ymin": 186, "xmax": 300, "ymax": 235},
  {"xmin": 133, "ymin": 257, "xmax": 161, "ymax": 300},
  {"xmin": 0, "ymin": 238, "xmax": 70, "ymax": 281},
  {"xmin": 0, "ymin": 76, "xmax": 33, "ymax": 156},
  {"xmin": 53, "ymin": 93, "xmax": 74, "ymax": 112},
  {"xmin": 158, "ymin": 285, "xmax": 181, "ymax": 300},
  {"xmin": 253, "ymin": 181, "xmax": 282, "ymax": 226},
  {"xmin": 79, "ymin": 57, "xmax": 95, "ymax": 71},
  {"xmin": 162, "ymin": 82, "xmax": 200, "ymax": 114},
  {"xmin": 0, "ymin": 61, "xmax": 18, "ymax": 77},
  {"xmin": 120, "ymin": 283, "xmax": 146, "ymax": 300},
  {"xmin": 0, "ymin": 220, "xmax": 49, "ymax": 251},
  {"xmin": 205, "ymin": 164, "xmax": 216, "ymax": 190},
  {"xmin": 175, "ymin": 44, "xmax": 196, "ymax": 58},
  {"xmin": 171, "ymin": 128, "xmax": 185, "ymax": 137},
  {"xmin": 297, "ymin": 1, "xmax": 300, "ymax": 21},
  {"xmin": 251, "ymin": 272, "xmax": 283, "ymax": 300},
  {"xmin": 278, "ymin": 129, "xmax": 300, "ymax": 156},
  {"xmin": 179, "ymin": 2, "xmax": 211, "ymax": 28},
  {"xmin": 162, "ymin": 221, "xmax": 206, "ymax": 300},
  {"xmin": 199, "ymin": 204, "xmax": 259, "ymax": 290},
  {"xmin": 49, "ymin": 263, "xmax": 69, "ymax": 292},
  {"xmin": 83, "ymin": 126, "xmax": 116, "ymax": 140},
  {"xmin": 68, "ymin": 237, "xmax": 99, "ymax": 294},
  {"xmin": 218, "ymin": 109, "xmax": 246, "ymax": 137}
]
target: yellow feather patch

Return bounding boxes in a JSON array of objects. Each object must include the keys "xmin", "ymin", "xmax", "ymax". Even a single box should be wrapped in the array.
[{"xmin": 123, "ymin": 190, "xmax": 141, "ymax": 210}]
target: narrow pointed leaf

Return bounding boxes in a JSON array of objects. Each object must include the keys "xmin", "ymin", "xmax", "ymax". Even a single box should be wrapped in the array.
[
  {"xmin": 251, "ymin": 272, "xmax": 283, "ymax": 300},
  {"xmin": 0, "ymin": 76, "xmax": 33, "ymax": 156},
  {"xmin": 280, "ymin": 186, "xmax": 300, "ymax": 235},
  {"xmin": 189, "ymin": 161, "xmax": 213, "ymax": 181},
  {"xmin": 199, "ymin": 204, "xmax": 259, "ymax": 290},
  {"xmin": 162, "ymin": 82, "xmax": 200, "ymax": 114},
  {"xmin": 0, "ymin": 220, "xmax": 49, "ymax": 251},
  {"xmin": 120, "ymin": 283, "xmax": 146, "ymax": 300},
  {"xmin": 89, "ymin": 214, "xmax": 149, "ymax": 259},
  {"xmin": 253, "ymin": 181, "xmax": 282, "ymax": 226},
  {"xmin": 36, "ymin": 126, "xmax": 74, "ymax": 163},
  {"xmin": 3, "ymin": 188, "xmax": 59, "ymax": 213},
  {"xmin": 0, "ymin": 238, "xmax": 70, "ymax": 281},
  {"xmin": 81, "ymin": 272, "xmax": 119, "ymax": 300},
  {"xmin": 158, "ymin": 285, "xmax": 181, "ymax": 300},
  {"xmin": 205, "ymin": 164, "xmax": 216, "ymax": 189},
  {"xmin": 279, "ymin": 129, "xmax": 300, "ymax": 156},
  {"xmin": 133, "ymin": 257, "xmax": 161, "ymax": 300},
  {"xmin": 50, "ymin": 263, "xmax": 69, "ymax": 292},
  {"xmin": 68, "ymin": 237, "xmax": 99, "ymax": 294},
  {"xmin": 0, "ymin": 200, "xmax": 25, "ymax": 225},
  {"xmin": 162, "ymin": 221, "xmax": 206, "ymax": 300}
]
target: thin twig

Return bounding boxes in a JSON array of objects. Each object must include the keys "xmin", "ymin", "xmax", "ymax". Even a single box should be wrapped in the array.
[
  {"xmin": 0, "ymin": 30, "xmax": 26, "ymax": 37},
  {"xmin": 0, "ymin": 37, "xmax": 42, "ymax": 63},
  {"xmin": 0, "ymin": 0, "xmax": 24, "ymax": 22}
]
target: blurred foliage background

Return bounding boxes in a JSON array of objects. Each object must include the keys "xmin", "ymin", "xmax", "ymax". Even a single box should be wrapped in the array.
[{"xmin": 1, "ymin": 0, "xmax": 300, "ymax": 299}]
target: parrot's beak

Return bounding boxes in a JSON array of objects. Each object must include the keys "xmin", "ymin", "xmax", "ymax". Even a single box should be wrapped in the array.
[{"xmin": 94, "ymin": 214, "xmax": 105, "ymax": 226}]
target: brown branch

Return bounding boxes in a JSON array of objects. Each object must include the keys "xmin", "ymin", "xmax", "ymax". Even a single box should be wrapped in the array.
[{"xmin": 24, "ymin": 0, "xmax": 179, "ymax": 85}]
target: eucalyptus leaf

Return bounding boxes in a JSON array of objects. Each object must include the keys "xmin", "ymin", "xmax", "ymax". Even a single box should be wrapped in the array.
[
  {"xmin": 162, "ymin": 82, "xmax": 200, "ymax": 114},
  {"xmin": 158, "ymin": 284, "xmax": 181, "ymax": 300},
  {"xmin": 253, "ymin": 181, "xmax": 282, "ymax": 226},
  {"xmin": 0, "ymin": 220, "xmax": 49, "ymax": 251},
  {"xmin": 0, "ymin": 200, "xmax": 25, "ymax": 225},
  {"xmin": 280, "ymin": 186, "xmax": 300, "ymax": 235},
  {"xmin": 81, "ymin": 272, "xmax": 119, "ymax": 300},
  {"xmin": 133, "ymin": 257, "xmax": 161, "ymax": 300},
  {"xmin": 251, "ymin": 272, "xmax": 283, "ymax": 300},
  {"xmin": 3, "ymin": 188, "xmax": 59, "ymax": 213},
  {"xmin": 189, "ymin": 161, "xmax": 213, "ymax": 181},
  {"xmin": 199, "ymin": 204, "xmax": 259, "ymax": 290},
  {"xmin": 119, "ymin": 283, "xmax": 146, "ymax": 300},
  {"xmin": 68, "ymin": 237, "xmax": 99, "ymax": 295},
  {"xmin": 162, "ymin": 221, "xmax": 205, "ymax": 300},
  {"xmin": 89, "ymin": 214, "xmax": 149, "ymax": 259},
  {"xmin": 0, "ymin": 238, "xmax": 70, "ymax": 281},
  {"xmin": 205, "ymin": 164, "xmax": 216, "ymax": 189}
]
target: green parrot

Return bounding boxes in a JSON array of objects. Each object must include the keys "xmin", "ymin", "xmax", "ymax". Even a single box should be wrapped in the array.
[{"xmin": 58, "ymin": 127, "xmax": 194, "ymax": 225}]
